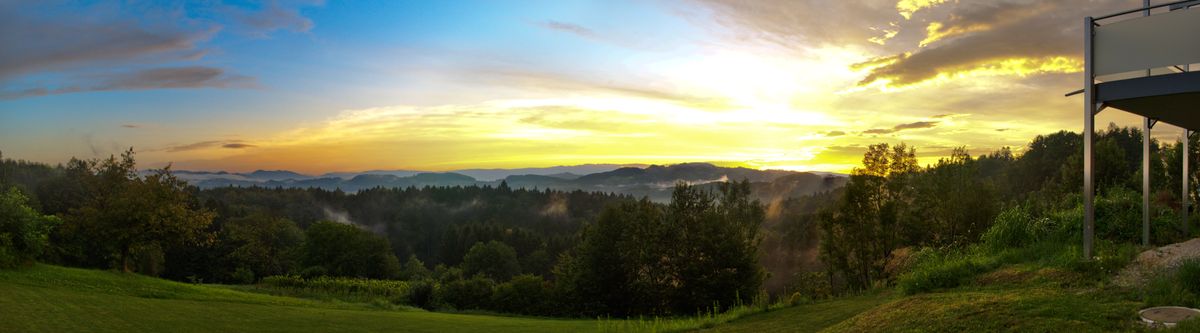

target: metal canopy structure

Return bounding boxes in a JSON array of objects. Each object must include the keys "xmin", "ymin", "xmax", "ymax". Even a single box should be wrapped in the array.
[{"xmin": 1078, "ymin": 0, "xmax": 1200, "ymax": 258}]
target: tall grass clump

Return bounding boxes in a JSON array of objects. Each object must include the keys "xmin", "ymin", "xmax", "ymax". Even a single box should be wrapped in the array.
[
  {"xmin": 258, "ymin": 275, "xmax": 411, "ymax": 305},
  {"xmin": 596, "ymin": 295, "xmax": 786, "ymax": 333},
  {"xmin": 981, "ymin": 205, "xmax": 1056, "ymax": 249},
  {"xmin": 1144, "ymin": 259, "xmax": 1200, "ymax": 308},
  {"xmin": 897, "ymin": 247, "xmax": 997, "ymax": 295}
]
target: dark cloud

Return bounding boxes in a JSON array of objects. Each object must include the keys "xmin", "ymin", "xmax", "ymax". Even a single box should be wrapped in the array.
[
  {"xmin": 692, "ymin": 0, "xmax": 1131, "ymax": 87},
  {"xmin": 121, "ymin": 124, "xmax": 141, "ymax": 129},
  {"xmin": 862, "ymin": 120, "xmax": 940, "ymax": 135},
  {"xmin": 539, "ymin": 21, "xmax": 597, "ymax": 39},
  {"xmin": 2, "ymin": 67, "xmax": 255, "ymax": 100},
  {"xmin": 825, "ymin": 130, "xmax": 846, "ymax": 137},
  {"xmin": 222, "ymin": 143, "xmax": 257, "ymax": 149},
  {"xmin": 857, "ymin": 0, "xmax": 1127, "ymax": 86},
  {"xmin": 166, "ymin": 140, "xmax": 256, "ymax": 152},
  {"xmin": 167, "ymin": 141, "xmax": 223, "ymax": 153},
  {"xmin": 94, "ymin": 66, "xmax": 254, "ymax": 90},
  {"xmin": 1, "ymin": 1, "xmax": 319, "ymax": 97},
  {"xmin": 165, "ymin": 140, "xmax": 257, "ymax": 152},
  {"xmin": 0, "ymin": 4, "xmax": 212, "ymax": 80},
  {"xmin": 894, "ymin": 121, "xmax": 938, "ymax": 130}
]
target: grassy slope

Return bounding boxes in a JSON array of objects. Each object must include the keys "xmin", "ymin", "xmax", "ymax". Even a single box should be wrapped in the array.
[
  {"xmin": 0, "ymin": 264, "xmax": 598, "ymax": 333},
  {"xmin": 708, "ymin": 265, "xmax": 1148, "ymax": 333},
  {"xmin": 705, "ymin": 294, "xmax": 889, "ymax": 333}
]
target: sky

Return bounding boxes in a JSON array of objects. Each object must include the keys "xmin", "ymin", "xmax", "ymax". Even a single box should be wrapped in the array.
[{"xmin": 0, "ymin": 0, "xmax": 1181, "ymax": 174}]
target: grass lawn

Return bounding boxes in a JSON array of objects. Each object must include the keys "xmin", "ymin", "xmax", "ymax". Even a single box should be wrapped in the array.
[
  {"xmin": 0, "ymin": 261, "xmax": 1175, "ymax": 333},
  {"xmin": 0, "ymin": 264, "xmax": 599, "ymax": 333}
]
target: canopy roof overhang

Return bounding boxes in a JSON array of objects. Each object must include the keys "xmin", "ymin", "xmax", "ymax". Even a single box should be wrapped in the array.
[{"xmin": 1097, "ymin": 71, "xmax": 1200, "ymax": 129}]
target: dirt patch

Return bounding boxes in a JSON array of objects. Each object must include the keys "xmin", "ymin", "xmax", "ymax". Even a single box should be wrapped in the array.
[
  {"xmin": 1116, "ymin": 238, "xmax": 1200, "ymax": 288},
  {"xmin": 975, "ymin": 268, "xmax": 1033, "ymax": 285}
]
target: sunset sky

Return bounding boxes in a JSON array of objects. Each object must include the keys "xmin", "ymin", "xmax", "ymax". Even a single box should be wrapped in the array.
[{"xmin": 0, "ymin": 0, "xmax": 1176, "ymax": 174}]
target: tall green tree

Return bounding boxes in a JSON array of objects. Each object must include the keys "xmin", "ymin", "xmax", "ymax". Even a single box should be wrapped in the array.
[
  {"xmin": 301, "ymin": 220, "xmax": 401, "ymax": 279},
  {"xmin": 221, "ymin": 214, "xmax": 304, "ymax": 280},
  {"xmin": 462, "ymin": 240, "xmax": 520, "ymax": 281},
  {"xmin": 59, "ymin": 150, "xmax": 215, "ymax": 272},
  {"xmin": 819, "ymin": 143, "xmax": 917, "ymax": 290},
  {"xmin": 556, "ymin": 181, "xmax": 765, "ymax": 316}
]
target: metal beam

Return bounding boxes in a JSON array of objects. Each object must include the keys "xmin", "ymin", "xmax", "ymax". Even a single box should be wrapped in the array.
[
  {"xmin": 1144, "ymin": 0, "xmax": 1151, "ymax": 247},
  {"xmin": 1187, "ymin": 129, "xmax": 1192, "ymax": 236},
  {"xmin": 1084, "ymin": 16, "xmax": 1096, "ymax": 259},
  {"xmin": 1145, "ymin": 117, "xmax": 1152, "ymax": 246}
]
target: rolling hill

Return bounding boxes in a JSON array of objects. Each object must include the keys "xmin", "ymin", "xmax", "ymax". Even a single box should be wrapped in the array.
[{"xmin": 161, "ymin": 163, "xmax": 847, "ymax": 202}]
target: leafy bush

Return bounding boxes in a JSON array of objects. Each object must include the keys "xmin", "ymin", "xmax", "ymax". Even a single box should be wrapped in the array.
[
  {"xmin": 785, "ymin": 271, "xmax": 832, "ymax": 302},
  {"xmin": 981, "ymin": 205, "xmax": 1055, "ymax": 249},
  {"xmin": 0, "ymin": 187, "xmax": 59, "ymax": 268},
  {"xmin": 406, "ymin": 279, "xmax": 435, "ymax": 309},
  {"xmin": 299, "ymin": 266, "xmax": 326, "ymax": 279},
  {"xmin": 490, "ymin": 274, "xmax": 549, "ymax": 315},
  {"xmin": 434, "ymin": 275, "xmax": 494, "ymax": 310},
  {"xmin": 231, "ymin": 267, "xmax": 255, "ymax": 284},
  {"xmin": 1095, "ymin": 187, "xmax": 1142, "ymax": 243}
]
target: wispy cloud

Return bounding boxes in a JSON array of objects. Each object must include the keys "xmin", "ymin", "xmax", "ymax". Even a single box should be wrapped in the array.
[
  {"xmin": 222, "ymin": 143, "xmax": 257, "ymax": 149},
  {"xmin": 2, "ymin": 67, "xmax": 255, "ymax": 100},
  {"xmin": 164, "ymin": 140, "xmax": 256, "ymax": 153},
  {"xmin": 538, "ymin": 20, "xmax": 597, "ymax": 39},
  {"xmin": 861, "ymin": 120, "xmax": 939, "ymax": 135}
]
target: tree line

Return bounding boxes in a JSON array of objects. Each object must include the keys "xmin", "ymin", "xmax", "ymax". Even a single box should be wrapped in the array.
[{"xmin": 0, "ymin": 149, "xmax": 766, "ymax": 317}]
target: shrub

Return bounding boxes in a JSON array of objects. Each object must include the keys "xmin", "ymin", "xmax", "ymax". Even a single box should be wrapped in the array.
[
  {"xmin": 0, "ymin": 187, "xmax": 59, "ymax": 268},
  {"xmin": 1095, "ymin": 187, "xmax": 1142, "ymax": 243},
  {"xmin": 491, "ymin": 274, "xmax": 549, "ymax": 315},
  {"xmin": 232, "ymin": 267, "xmax": 256, "ymax": 284},
  {"xmin": 406, "ymin": 279, "xmax": 435, "ymax": 309},
  {"xmin": 261, "ymin": 275, "xmax": 304, "ymax": 288},
  {"xmin": 435, "ymin": 275, "xmax": 495, "ymax": 310},
  {"xmin": 300, "ymin": 266, "xmax": 326, "ymax": 279},
  {"xmin": 981, "ymin": 205, "xmax": 1050, "ymax": 249},
  {"xmin": 785, "ymin": 271, "xmax": 832, "ymax": 302}
]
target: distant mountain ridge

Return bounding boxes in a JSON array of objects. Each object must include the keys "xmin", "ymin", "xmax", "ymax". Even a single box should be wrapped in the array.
[{"xmin": 153, "ymin": 163, "xmax": 846, "ymax": 202}]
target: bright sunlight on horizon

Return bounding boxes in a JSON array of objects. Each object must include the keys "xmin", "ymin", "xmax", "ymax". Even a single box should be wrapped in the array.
[{"xmin": 0, "ymin": 0, "xmax": 1177, "ymax": 174}]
